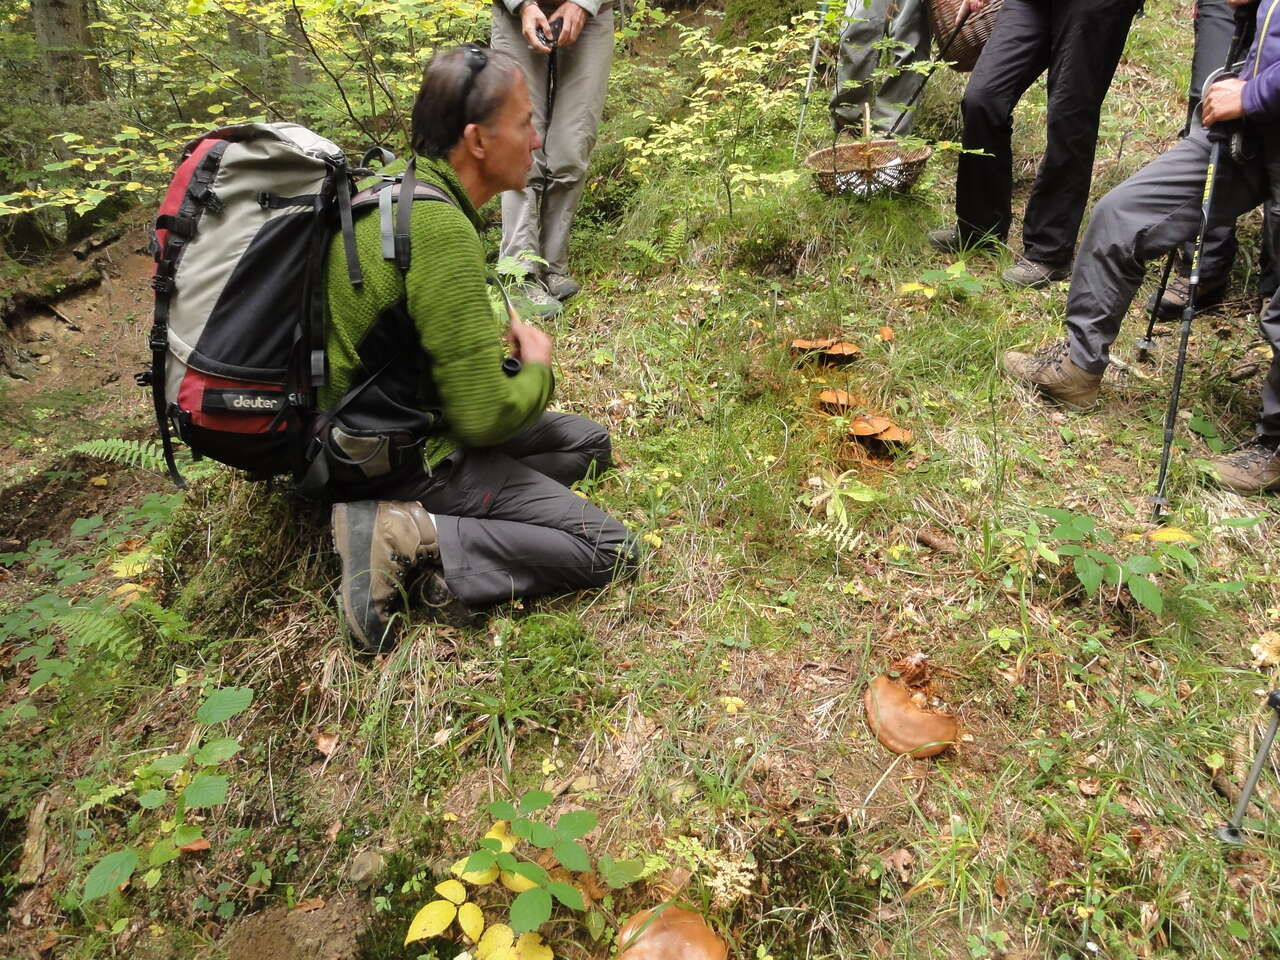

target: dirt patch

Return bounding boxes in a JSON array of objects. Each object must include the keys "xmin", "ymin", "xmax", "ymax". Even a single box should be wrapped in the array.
[
  {"xmin": 218, "ymin": 894, "xmax": 370, "ymax": 960},
  {"xmin": 0, "ymin": 452, "xmax": 168, "ymax": 549}
]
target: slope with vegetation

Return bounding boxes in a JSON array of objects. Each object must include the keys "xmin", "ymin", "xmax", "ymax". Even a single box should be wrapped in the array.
[{"xmin": 2, "ymin": 0, "xmax": 1280, "ymax": 958}]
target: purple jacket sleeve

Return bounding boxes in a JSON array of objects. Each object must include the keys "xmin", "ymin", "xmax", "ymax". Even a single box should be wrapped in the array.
[{"xmin": 1243, "ymin": 4, "xmax": 1280, "ymax": 119}]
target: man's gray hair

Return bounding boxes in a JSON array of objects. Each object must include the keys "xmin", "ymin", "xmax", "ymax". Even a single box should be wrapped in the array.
[{"xmin": 411, "ymin": 45, "xmax": 522, "ymax": 158}]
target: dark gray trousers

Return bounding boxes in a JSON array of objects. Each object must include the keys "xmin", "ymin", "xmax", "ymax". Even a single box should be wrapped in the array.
[
  {"xmin": 1065, "ymin": 124, "xmax": 1280, "ymax": 436},
  {"xmin": 332, "ymin": 412, "xmax": 637, "ymax": 607}
]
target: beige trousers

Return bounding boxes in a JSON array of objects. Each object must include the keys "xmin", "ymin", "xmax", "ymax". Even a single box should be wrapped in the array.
[{"xmin": 491, "ymin": 2, "xmax": 613, "ymax": 278}]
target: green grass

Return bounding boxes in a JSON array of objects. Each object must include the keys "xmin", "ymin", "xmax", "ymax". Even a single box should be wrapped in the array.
[{"xmin": 3, "ymin": 1, "xmax": 1280, "ymax": 957}]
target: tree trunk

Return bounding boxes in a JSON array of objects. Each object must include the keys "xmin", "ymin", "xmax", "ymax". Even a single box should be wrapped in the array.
[{"xmin": 29, "ymin": 0, "xmax": 102, "ymax": 104}]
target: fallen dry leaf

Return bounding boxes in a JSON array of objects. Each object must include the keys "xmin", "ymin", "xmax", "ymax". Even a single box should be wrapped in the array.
[
  {"xmin": 315, "ymin": 732, "xmax": 339, "ymax": 757},
  {"xmin": 883, "ymin": 848, "xmax": 914, "ymax": 883},
  {"xmin": 325, "ymin": 819, "xmax": 342, "ymax": 843},
  {"xmin": 1252, "ymin": 631, "xmax": 1280, "ymax": 667},
  {"xmin": 878, "ymin": 326, "xmax": 895, "ymax": 342},
  {"xmin": 89, "ymin": 475, "xmax": 109, "ymax": 487},
  {"xmin": 178, "ymin": 837, "xmax": 211, "ymax": 854},
  {"xmin": 37, "ymin": 933, "xmax": 58, "ymax": 953},
  {"xmin": 1077, "ymin": 777, "xmax": 1101, "ymax": 797},
  {"xmin": 993, "ymin": 874, "xmax": 1010, "ymax": 899},
  {"xmin": 294, "ymin": 897, "xmax": 326, "ymax": 913}
]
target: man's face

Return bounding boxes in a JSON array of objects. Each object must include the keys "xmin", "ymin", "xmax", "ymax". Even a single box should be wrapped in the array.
[{"xmin": 479, "ymin": 71, "xmax": 541, "ymax": 195}]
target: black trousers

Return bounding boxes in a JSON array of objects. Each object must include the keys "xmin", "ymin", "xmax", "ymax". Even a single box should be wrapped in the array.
[{"xmin": 956, "ymin": 0, "xmax": 1140, "ymax": 265}]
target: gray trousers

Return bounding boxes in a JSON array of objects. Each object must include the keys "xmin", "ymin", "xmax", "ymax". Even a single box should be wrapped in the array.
[
  {"xmin": 332, "ymin": 413, "xmax": 637, "ymax": 607},
  {"xmin": 829, "ymin": 0, "xmax": 931, "ymax": 135},
  {"xmin": 1065, "ymin": 123, "xmax": 1280, "ymax": 436},
  {"xmin": 492, "ymin": 3, "xmax": 613, "ymax": 278}
]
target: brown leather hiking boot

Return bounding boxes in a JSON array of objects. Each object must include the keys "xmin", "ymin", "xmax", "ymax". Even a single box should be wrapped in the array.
[
  {"xmin": 331, "ymin": 500, "xmax": 441, "ymax": 653},
  {"xmin": 1209, "ymin": 437, "xmax": 1280, "ymax": 493},
  {"xmin": 1001, "ymin": 338, "xmax": 1103, "ymax": 410},
  {"xmin": 1002, "ymin": 257, "xmax": 1072, "ymax": 289},
  {"xmin": 1154, "ymin": 273, "xmax": 1227, "ymax": 320}
]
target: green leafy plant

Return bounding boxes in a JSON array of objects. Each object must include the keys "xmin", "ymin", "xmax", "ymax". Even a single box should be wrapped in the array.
[
  {"xmin": 78, "ymin": 685, "xmax": 254, "ymax": 904},
  {"xmin": 404, "ymin": 791, "xmax": 643, "ymax": 955}
]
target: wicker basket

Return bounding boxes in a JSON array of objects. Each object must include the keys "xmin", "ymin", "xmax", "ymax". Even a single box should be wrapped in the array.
[
  {"xmin": 804, "ymin": 140, "xmax": 933, "ymax": 198},
  {"xmin": 928, "ymin": 0, "xmax": 1003, "ymax": 72}
]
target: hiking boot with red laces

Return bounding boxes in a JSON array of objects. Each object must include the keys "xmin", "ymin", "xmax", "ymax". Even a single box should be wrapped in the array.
[
  {"xmin": 331, "ymin": 500, "xmax": 441, "ymax": 653},
  {"xmin": 1209, "ymin": 437, "xmax": 1280, "ymax": 493},
  {"xmin": 1001, "ymin": 338, "xmax": 1103, "ymax": 410},
  {"xmin": 1154, "ymin": 273, "xmax": 1227, "ymax": 319}
]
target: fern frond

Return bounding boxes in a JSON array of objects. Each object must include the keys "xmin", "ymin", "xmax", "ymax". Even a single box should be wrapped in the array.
[
  {"xmin": 625, "ymin": 239, "xmax": 663, "ymax": 264},
  {"xmin": 71, "ymin": 438, "xmax": 166, "ymax": 471},
  {"xmin": 660, "ymin": 220, "xmax": 687, "ymax": 263},
  {"xmin": 54, "ymin": 608, "xmax": 140, "ymax": 661}
]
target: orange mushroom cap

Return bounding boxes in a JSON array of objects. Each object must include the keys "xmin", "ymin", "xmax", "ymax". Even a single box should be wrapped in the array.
[{"xmin": 617, "ymin": 906, "xmax": 728, "ymax": 960}]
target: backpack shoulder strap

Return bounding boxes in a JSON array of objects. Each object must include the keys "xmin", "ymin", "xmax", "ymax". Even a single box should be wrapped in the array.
[{"xmin": 348, "ymin": 155, "xmax": 456, "ymax": 275}]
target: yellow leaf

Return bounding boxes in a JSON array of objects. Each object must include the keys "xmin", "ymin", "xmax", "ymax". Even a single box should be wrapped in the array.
[
  {"xmin": 458, "ymin": 902, "xmax": 484, "ymax": 942},
  {"xmin": 897, "ymin": 281, "xmax": 936, "ymax": 299},
  {"xmin": 476, "ymin": 923, "xmax": 515, "ymax": 959},
  {"xmin": 90, "ymin": 474, "xmax": 109, "ymax": 487},
  {"xmin": 485, "ymin": 821, "xmax": 517, "ymax": 853},
  {"xmin": 515, "ymin": 932, "xmax": 554, "ymax": 960},
  {"xmin": 435, "ymin": 878, "xmax": 467, "ymax": 904},
  {"xmin": 501, "ymin": 870, "xmax": 539, "ymax": 893},
  {"xmin": 489, "ymin": 950, "xmax": 518, "ymax": 960},
  {"xmin": 404, "ymin": 900, "xmax": 457, "ymax": 945},
  {"xmin": 642, "ymin": 532, "xmax": 663, "ymax": 549},
  {"xmin": 450, "ymin": 856, "xmax": 499, "ymax": 885},
  {"xmin": 110, "ymin": 549, "xmax": 152, "ymax": 578},
  {"xmin": 1149, "ymin": 527, "xmax": 1197, "ymax": 544}
]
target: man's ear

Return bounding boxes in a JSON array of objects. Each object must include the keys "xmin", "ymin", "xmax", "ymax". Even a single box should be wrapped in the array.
[{"xmin": 460, "ymin": 122, "xmax": 485, "ymax": 160}]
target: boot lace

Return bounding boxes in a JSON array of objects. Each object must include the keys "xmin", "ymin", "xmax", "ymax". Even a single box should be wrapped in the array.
[
  {"xmin": 1028, "ymin": 339, "xmax": 1071, "ymax": 374},
  {"xmin": 1225, "ymin": 438, "xmax": 1280, "ymax": 470}
]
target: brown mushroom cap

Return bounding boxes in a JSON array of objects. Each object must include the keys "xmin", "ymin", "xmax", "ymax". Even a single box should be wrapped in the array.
[
  {"xmin": 864, "ymin": 675, "xmax": 957, "ymax": 759},
  {"xmin": 617, "ymin": 906, "xmax": 729, "ymax": 960}
]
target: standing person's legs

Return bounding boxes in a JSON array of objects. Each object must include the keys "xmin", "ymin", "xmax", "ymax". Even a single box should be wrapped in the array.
[
  {"xmin": 829, "ymin": 0, "xmax": 895, "ymax": 132},
  {"xmin": 955, "ymin": 0, "xmax": 1051, "ymax": 245},
  {"xmin": 1175, "ymin": 0, "xmax": 1238, "ymax": 296},
  {"xmin": 873, "ymin": 0, "xmax": 932, "ymax": 134},
  {"xmin": 1018, "ymin": 0, "xmax": 1138, "ymax": 267},
  {"xmin": 539, "ymin": 5, "xmax": 613, "ymax": 281},
  {"xmin": 493, "ymin": 4, "xmax": 550, "ymax": 270},
  {"xmin": 1252, "ymin": 135, "xmax": 1280, "ymax": 438},
  {"xmin": 1065, "ymin": 128, "xmax": 1267, "ymax": 375}
]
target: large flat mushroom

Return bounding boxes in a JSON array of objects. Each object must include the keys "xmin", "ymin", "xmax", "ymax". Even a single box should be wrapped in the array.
[
  {"xmin": 617, "ymin": 906, "xmax": 728, "ymax": 960},
  {"xmin": 864, "ymin": 675, "xmax": 957, "ymax": 759}
]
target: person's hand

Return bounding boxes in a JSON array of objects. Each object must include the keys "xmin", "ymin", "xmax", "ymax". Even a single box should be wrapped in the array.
[
  {"xmin": 1203, "ymin": 77, "xmax": 1246, "ymax": 125},
  {"xmin": 549, "ymin": 1, "xmax": 587, "ymax": 46},
  {"xmin": 520, "ymin": 2, "xmax": 554, "ymax": 54},
  {"xmin": 954, "ymin": 0, "xmax": 988, "ymax": 25},
  {"xmin": 507, "ymin": 317, "xmax": 553, "ymax": 368}
]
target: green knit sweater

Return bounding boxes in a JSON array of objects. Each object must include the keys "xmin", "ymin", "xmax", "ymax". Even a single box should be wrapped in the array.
[{"xmin": 321, "ymin": 156, "xmax": 553, "ymax": 468}]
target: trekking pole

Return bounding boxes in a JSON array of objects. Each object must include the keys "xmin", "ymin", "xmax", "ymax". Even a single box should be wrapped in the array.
[
  {"xmin": 534, "ymin": 19, "xmax": 562, "ymax": 244},
  {"xmin": 1149, "ymin": 128, "xmax": 1222, "ymax": 521},
  {"xmin": 1219, "ymin": 690, "xmax": 1280, "ymax": 845},
  {"xmin": 1136, "ymin": 3, "xmax": 1257, "ymax": 365},
  {"xmin": 794, "ymin": 0, "xmax": 832, "ymax": 157},
  {"xmin": 886, "ymin": 7, "xmax": 972, "ymax": 138}
]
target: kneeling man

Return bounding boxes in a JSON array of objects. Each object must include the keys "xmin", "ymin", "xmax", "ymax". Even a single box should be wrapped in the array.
[{"xmin": 322, "ymin": 45, "xmax": 637, "ymax": 651}]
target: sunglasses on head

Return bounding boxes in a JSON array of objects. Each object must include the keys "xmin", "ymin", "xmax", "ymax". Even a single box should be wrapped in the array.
[{"xmin": 460, "ymin": 43, "xmax": 489, "ymax": 108}]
